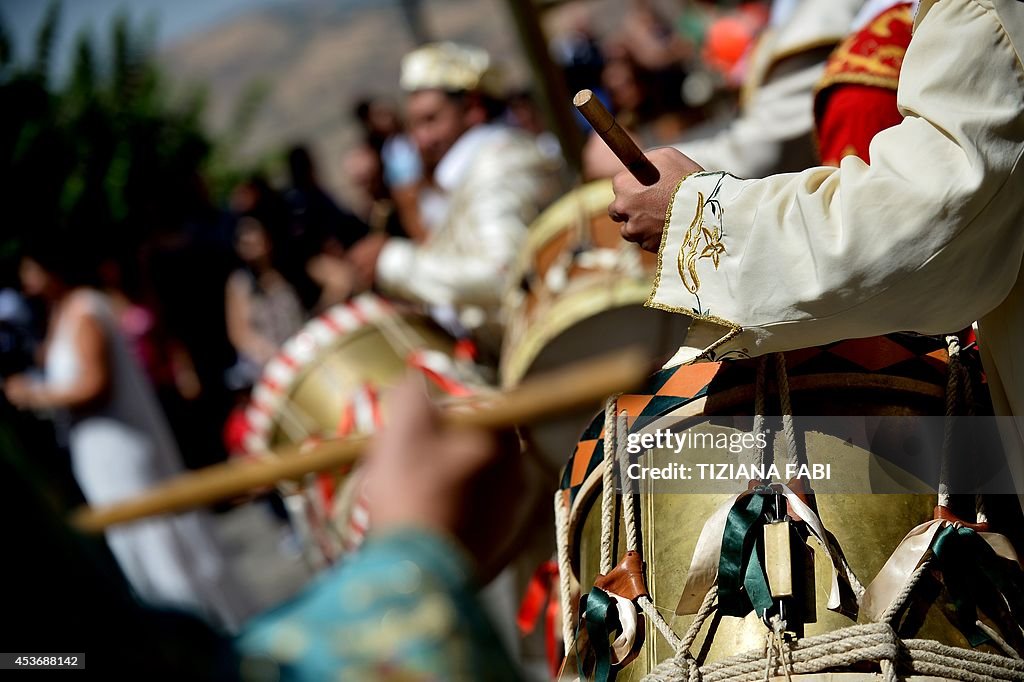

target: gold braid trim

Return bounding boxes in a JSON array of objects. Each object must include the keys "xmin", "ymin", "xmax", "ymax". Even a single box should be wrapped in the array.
[
  {"xmin": 814, "ymin": 71, "xmax": 900, "ymax": 97},
  {"xmin": 645, "ymin": 171, "xmax": 695, "ymax": 308},
  {"xmin": 644, "ymin": 172, "xmax": 743, "ymax": 343}
]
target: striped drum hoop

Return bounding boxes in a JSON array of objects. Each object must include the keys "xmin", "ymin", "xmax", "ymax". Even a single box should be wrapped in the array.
[{"xmin": 243, "ymin": 293, "xmax": 484, "ymax": 563}]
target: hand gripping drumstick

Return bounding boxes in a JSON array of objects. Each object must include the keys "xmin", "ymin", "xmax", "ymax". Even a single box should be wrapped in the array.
[
  {"xmin": 71, "ymin": 348, "xmax": 651, "ymax": 532},
  {"xmin": 574, "ymin": 89, "xmax": 660, "ymax": 186}
]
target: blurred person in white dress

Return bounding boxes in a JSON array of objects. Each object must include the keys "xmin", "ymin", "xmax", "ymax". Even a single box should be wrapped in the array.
[{"xmin": 3, "ymin": 240, "xmax": 256, "ymax": 632}]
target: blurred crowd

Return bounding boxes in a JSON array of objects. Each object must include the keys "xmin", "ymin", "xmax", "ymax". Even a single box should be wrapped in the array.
[
  {"xmin": 0, "ymin": 0, "xmax": 773, "ymax": 674},
  {"xmin": 2, "ymin": 0, "xmax": 770, "ymax": 482}
]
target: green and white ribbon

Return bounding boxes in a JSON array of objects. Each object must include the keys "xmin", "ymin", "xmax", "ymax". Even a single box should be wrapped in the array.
[{"xmin": 675, "ymin": 483, "xmax": 858, "ymax": 617}]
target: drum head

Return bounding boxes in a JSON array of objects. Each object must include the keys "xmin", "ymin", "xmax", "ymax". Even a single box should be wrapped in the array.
[{"xmin": 516, "ymin": 302, "xmax": 690, "ymax": 473}]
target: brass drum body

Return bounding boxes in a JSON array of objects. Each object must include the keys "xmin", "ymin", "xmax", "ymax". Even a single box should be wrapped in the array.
[{"xmin": 559, "ymin": 340, "xmax": 1004, "ymax": 679}]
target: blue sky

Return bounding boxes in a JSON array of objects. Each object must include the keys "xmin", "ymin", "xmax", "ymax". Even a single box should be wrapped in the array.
[{"xmin": 0, "ymin": 0, "xmax": 287, "ymax": 76}]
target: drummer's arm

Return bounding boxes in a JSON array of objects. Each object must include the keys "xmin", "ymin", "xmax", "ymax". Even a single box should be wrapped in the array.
[
  {"xmin": 615, "ymin": 0, "xmax": 1024, "ymax": 361},
  {"xmin": 375, "ymin": 158, "xmax": 536, "ymax": 308},
  {"xmin": 375, "ymin": 223, "xmax": 522, "ymax": 308},
  {"xmin": 235, "ymin": 377, "xmax": 522, "ymax": 679},
  {"xmin": 236, "ymin": 529, "xmax": 517, "ymax": 680}
]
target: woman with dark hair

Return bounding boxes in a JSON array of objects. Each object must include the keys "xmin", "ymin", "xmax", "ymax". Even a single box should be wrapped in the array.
[
  {"xmin": 224, "ymin": 216, "xmax": 308, "ymax": 388},
  {"xmin": 2, "ymin": 240, "xmax": 255, "ymax": 632}
]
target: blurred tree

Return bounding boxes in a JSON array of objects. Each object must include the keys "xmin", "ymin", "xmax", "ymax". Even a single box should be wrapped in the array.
[
  {"xmin": 0, "ymin": 4, "xmax": 275, "ymax": 472},
  {"xmin": 0, "ymin": 3, "xmax": 229, "ymax": 266}
]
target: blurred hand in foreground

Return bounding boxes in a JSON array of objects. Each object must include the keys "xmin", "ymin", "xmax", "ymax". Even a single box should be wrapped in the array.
[
  {"xmin": 363, "ymin": 376, "xmax": 523, "ymax": 580},
  {"xmin": 609, "ymin": 147, "xmax": 704, "ymax": 252}
]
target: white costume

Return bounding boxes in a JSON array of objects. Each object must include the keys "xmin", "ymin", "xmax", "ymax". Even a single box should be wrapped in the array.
[
  {"xmin": 676, "ymin": 0, "xmax": 865, "ymax": 177},
  {"xmin": 375, "ymin": 43, "xmax": 561, "ymax": 354},
  {"xmin": 646, "ymin": 0, "xmax": 1024, "ymax": 491},
  {"xmin": 47, "ymin": 290, "xmax": 254, "ymax": 631}
]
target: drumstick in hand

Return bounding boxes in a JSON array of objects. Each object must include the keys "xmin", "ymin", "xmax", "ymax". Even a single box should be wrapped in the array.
[
  {"xmin": 71, "ymin": 347, "xmax": 651, "ymax": 532},
  {"xmin": 574, "ymin": 89, "xmax": 660, "ymax": 186}
]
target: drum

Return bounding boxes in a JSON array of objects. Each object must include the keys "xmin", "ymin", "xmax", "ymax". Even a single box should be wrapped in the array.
[
  {"xmin": 243, "ymin": 293, "xmax": 484, "ymax": 563},
  {"xmin": 559, "ymin": 335, "xmax": 1024, "ymax": 679},
  {"xmin": 501, "ymin": 180, "xmax": 690, "ymax": 471}
]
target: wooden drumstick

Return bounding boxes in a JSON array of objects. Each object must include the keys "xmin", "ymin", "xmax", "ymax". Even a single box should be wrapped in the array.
[
  {"xmin": 574, "ymin": 89, "xmax": 660, "ymax": 186},
  {"xmin": 71, "ymin": 348, "xmax": 652, "ymax": 532}
]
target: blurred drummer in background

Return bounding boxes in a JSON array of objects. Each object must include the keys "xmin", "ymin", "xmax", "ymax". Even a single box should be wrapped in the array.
[{"xmin": 345, "ymin": 42, "xmax": 564, "ymax": 363}]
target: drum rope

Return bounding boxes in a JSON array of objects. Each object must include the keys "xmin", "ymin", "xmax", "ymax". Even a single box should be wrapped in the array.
[
  {"xmin": 763, "ymin": 615, "xmax": 793, "ymax": 682},
  {"xmin": 641, "ymin": 596, "xmax": 685, "ymax": 652},
  {"xmin": 976, "ymin": 620, "xmax": 1024, "ymax": 661},
  {"xmin": 597, "ymin": 393, "xmax": 690, "ymax": 653},
  {"xmin": 643, "ymin": 619, "xmax": 1024, "ymax": 681},
  {"xmin": 939, "ymin": 334, "xmax": 987, "ymax": 522},
  {"xmin": 571, "ymin": 181, "xmax": 593, "ymax": 252},
  {"xmin": 672, "ymin": 585, "xmax": 720, "ymax": 672},
  {"xmin": 372, "ymin": 305, "xmax": 428, "ymax": 358},
  {"xmin": 264, "ymin": 392, "xmax": 319, "ymax": 446},
  {"xmin": 643, "ymin": 554, "xmax": 1024, "ymax": 681},
  {"xmin": 600, "ymin": 394, "xmax": 623, "ymax": 575},
  {"xmin": 939, "ymin": 335, "xmax": 961, "ymax": 509},
  {"xmin": 773, "ymin": 353, "xmax": 805, "ymax": 476},
  {"xmin": 618, "ymin": 408, "xmax": 639, "ymax": 553},
  {"xmin": 879, "ymin": 559, "xmax": 932, "ymax": 624},
  {"xmin": 555, "ymin": 490, "xmax": 577, "ymax": 647},
  {"xmin": 771, "ymin": 352, "xmax": 868, "ymax": 599},
  {"xmin": 614, "ymin": 399, "xmax": 688, "ymax": 652}
]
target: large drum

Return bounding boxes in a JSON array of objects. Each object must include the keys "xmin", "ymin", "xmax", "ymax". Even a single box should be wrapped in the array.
[
  {"xmin": 243, "ymin": 293, "xmax": 484, "ymax": 563},
  {"xmin": 559, "ymin": 336, "xmax": 1024, "ymax": 679},
  {"xmin": 501, "ymin": 180, "xmax": 689, "ymax": 470}
]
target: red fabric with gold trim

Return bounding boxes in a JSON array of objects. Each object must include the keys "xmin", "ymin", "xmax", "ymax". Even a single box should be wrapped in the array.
[
  {"xmin": 818, "ymin": 85, "xmax": 903, "ymax": 165},
  {"xmin": 814, "ymin": 3, "xmax": 913, "ymax": 165}
]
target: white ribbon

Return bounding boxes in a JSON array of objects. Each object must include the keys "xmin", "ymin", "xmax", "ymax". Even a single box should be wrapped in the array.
[
  {"xmin": 675, "ymin": 483, "xmax": 858, "ymax": 616},
  {"xmin": 608, "ymin": 592, "xmax": 639, "ymax": 664},
  {"xmin": 861, "ymin": 518, "xmax": 1020, "ymax": 621}
]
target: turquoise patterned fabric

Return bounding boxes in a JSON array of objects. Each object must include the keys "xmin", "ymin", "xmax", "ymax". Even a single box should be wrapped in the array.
[{"xmin": 237, "ymin": 529, "xmax": 519, "ymax": 681}]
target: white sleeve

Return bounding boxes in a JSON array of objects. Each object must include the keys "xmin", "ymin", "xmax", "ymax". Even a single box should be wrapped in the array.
[
  {"xmin": 648, "ymin": 0, "xmax": 1024, "ymax": 363},
  {"xmin": 674, "ymin": 49, "xmax": 827, "ymax": 178},
  {"xmin": 375, "ymin": 145, "xmax": 545, "ymax": 308}
]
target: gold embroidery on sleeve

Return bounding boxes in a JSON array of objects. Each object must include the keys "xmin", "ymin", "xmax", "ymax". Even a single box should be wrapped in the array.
[
  {"xmin": 676, "ymin": 192, "xmax": 726, "ymax": 294},
  {"xmin": 645, "ymin": 172, "xmax": 742, "ymax": 346},
  {"xmin": 678, "ymin": 192, "xmax": 704, "ymax": 293}
]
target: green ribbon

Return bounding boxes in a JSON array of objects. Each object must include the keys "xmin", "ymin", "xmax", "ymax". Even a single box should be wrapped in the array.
[
  {"xmin": 931, "ymin": 525, "xmax": 1024, "ymax": 647},
  {"xmin": 718, "ymin": 489, "xmax": 778, "ymax": 618},
  {"xmin": 581, "ymin": 586, "xmax": 620, "ymax": 682}
]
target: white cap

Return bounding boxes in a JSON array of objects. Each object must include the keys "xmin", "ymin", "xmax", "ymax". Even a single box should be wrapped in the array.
[{"xmin": 400, "ymin": 42, "xmax": 503, "ymax": 97}]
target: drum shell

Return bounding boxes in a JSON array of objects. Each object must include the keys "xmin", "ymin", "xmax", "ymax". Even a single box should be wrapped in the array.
[
  {"xmin": 501, "ymin": 180, "xmax": 689, "ymax": 471},
  {"xmin": 565, "ymin": 358, "xmax": 1003, "ymax": 678},
  {"xmin": 262, "ymin": 317, "xmax": 458, "ymax": 451},
  {"xmin": 244, "ymin": 296, "xmax": 483, "ymax": 564}
]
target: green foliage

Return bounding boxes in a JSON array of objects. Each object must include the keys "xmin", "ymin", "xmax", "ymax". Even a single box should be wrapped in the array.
[{"xmin": 0, "ymin": 3, "xmax": 262, "ymax": 284}]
